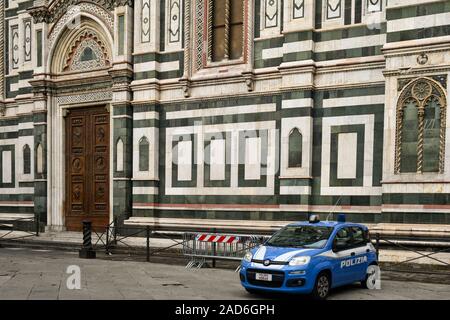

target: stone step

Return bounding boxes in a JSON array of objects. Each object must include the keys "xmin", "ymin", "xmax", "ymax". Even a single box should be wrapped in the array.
[{"xmin": 124, "ymin": 217, "xmax": 450, "ymax": 239}]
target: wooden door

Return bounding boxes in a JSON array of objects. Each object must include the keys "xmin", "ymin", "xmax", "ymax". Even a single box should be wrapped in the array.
[{"xmin": 65, "ymin": 106, "xmax": 110, "ymax": 231}]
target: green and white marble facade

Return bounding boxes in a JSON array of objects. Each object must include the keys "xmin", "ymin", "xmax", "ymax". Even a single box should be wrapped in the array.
[{"xmin": 0, "ymin": 0, "xmax": 450, "ymax": 231}]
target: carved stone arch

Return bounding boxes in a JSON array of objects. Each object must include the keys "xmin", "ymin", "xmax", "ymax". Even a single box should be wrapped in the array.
[
  {"xmin": 395, "ymin": 77, "xmax": 447, "ymax": 174},
  {"xmin": 48, "ymin": 1, "xmax": 115, "ymax": 22},
  {"xmin": 62, "ymin": 29, "xmax": 111, "ymax": 72},
  {"xmin": 47, "ymin": 2, "xmax": 114, "ymax": 50},
  {"xmin": 50, "ymin": 16, "xmax": 113, "ymax": 74}
]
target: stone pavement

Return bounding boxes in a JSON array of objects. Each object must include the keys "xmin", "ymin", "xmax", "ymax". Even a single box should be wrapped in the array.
[
  {"xmin": 0, "ymin": 247, "xmax": 449, "ymax": 300},
  {"xmin": 1, "ymin": 229, "xmax": 450, "ymax": 266}
]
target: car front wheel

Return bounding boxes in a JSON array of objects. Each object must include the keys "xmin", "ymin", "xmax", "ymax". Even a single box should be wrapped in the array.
[
  {"xmin": 311, "ymin": 272, "xmax": 331, "ymax": 300},
  {"xmin": 245, "ymin": 288, "xmax": 258, "ymax": 295}
]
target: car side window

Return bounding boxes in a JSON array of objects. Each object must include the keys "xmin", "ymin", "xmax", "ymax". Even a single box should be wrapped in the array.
[
  {"xmin": 349, "ymin": 227, "xmax": 366, "ymax": 248},
  {"xmin": 334, "ymin": 227, "xmax": 353, "ymax": 251}
]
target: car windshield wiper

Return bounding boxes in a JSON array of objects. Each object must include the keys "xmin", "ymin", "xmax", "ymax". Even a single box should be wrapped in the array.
[
  {"xmin": 268, "ymin": 243, "xmax": 305, "ymax": 248},
  {"xmin": 265, "ymin": 243, "xmax": 279, "ymax": 247}
]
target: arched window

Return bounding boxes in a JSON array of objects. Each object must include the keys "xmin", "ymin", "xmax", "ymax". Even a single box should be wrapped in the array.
[
  {"xmin": 395, "ymin": 78, "xmax": 447, "ymax": 174},
  {"xmin": 210, "ymin": 0, "xmax": 244, "ymax": 62},
  {"xmin": 399, "ymin": 99, "xmax": 419, "ymax": 173},
  {"xmin": 423, "ymin": 96, "xmax": 441, "ymax": 172},
  {"xmin": 139, "ymin": 136, "xmax": 150, "ymax": 172},
  {"xmin": 288, "ymin": 128, "xmax": 303, "ymax": 168},
  {"xmin": 23, "ymin": 144, "xmax": 31, "ymax": 174}
]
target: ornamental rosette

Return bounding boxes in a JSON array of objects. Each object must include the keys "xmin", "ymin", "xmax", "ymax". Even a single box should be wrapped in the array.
[{"xmin": 412, "ymin": 81, "xmax": 432, "ymax": 101}]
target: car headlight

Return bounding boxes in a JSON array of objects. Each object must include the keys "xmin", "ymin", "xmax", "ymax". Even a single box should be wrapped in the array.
[
  {"xmin": 243, "ymin": 251, "xmax": 253, "ymax": 262},
  {"xmin": 289, "ymin": 256, "xmax": 311, "ymax": 266}
]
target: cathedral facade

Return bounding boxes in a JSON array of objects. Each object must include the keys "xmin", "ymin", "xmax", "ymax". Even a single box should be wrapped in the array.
[{"xmin": 0, "ymin": 0, "xmax": 449, "ymax": 231}]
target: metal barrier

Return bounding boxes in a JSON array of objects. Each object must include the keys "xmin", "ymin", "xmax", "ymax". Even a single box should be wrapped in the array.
[
  {"xmin": 183, "ymin": 232, "xmax": 268, "ymax": 269},
  {"xmin": 89, "ymin": 217, "xmax": 269, "ymax": 269},
  {"xmin": 92, "ymin": 221, "xmax": 189, "ymax": 262},
  {"xmin": 374, "ymin": 232, "xmax": 450, "ymax": 274},
  {"xmin": 0, "ymin": 213, "xmax": 40, "ymax": 242}
]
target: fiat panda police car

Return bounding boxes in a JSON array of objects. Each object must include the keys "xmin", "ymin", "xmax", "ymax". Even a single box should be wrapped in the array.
[{"xmin": 239, "ymin": 214, "xmax": 378, "ymax": 299}]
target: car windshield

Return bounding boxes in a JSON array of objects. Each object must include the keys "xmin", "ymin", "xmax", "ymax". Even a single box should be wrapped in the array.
[{"xmin": 266, "ymin": 225, "xmax": 333, "ymax": 249}]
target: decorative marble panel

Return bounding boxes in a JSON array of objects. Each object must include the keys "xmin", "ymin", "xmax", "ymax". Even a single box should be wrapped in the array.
[
  {"xmin": 265, "ymin": 0, "xmax": 278, "ymax": 28},
  {"xmin": 2, "ymin": 151, "xmax": 12, "ymax": 183},
  {"xmin": 177, "ymin": 140, "xmax": 193, "ymax": 181},
  {"xmin": 293, "ymin": 0, "xmax": 305, "ymax": 19},
  {"xmin": 168, "ymin": 0, "xmax": 181, "ymax": 43},
  {"xmin": 70, "ymin": 39, "xmax": 108, "ymax": 71},
  {"xmin": 116, "ymin": 138, "xmax": 124, "ymax": 172},
  {"xmin": 48, "ymin": 3, "xmax": 114, "ymax": 50},
  {"xmin": 118, "ymin": 14, "xmax": 125, "ymax": 55},
  {"xmin": 63, "ymin": 30, "xmax": 111, "ymax": 72},
  {"xmin": 367, "ymin": 0, "xmax": 382, "ymax": 13},
  {"xmin": 36, "ymin": 143, "xmax": 43, "ymax": 174},
  {"xmin": 23, "ymin": 144, "xmax": 31, "ymax": 174},
  {"xmin": 244, "ymin": 137, "xmax": 261, "ymax": 180},
  {"xmin": 337, "ymin": 132, "xmax": 358, "ymax": 179},
  {"xmin": 209, "ymin": 139, "xmax": 226, "ymax": 181},
  {"xmin": 141, "ymin": 0, "xmax": 151, "ymax": 43},
  {"xmin": 195, "ymin": 0, "xmax": 205, "ymax": 70},
  {"xmin": 139, "ymin": 136, "xmax": 150, "ymax": 172},
  {"xmin": 24, "ymin": 19, "xmax": 32, "ymax": 62},
  {"xmin": 326, "ymin": 0, "xmax": 341, "ymax": 19},
  {"xmin": 11, "ymin": 25, "xmax": 19, "ymax": 69}
]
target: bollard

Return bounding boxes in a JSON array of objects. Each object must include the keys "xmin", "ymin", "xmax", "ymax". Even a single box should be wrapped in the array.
[
  {"xmin": 79, "ymin": 220, "xmax": 96, "ymax": 259},
  {"xmin": 113, "ymin": 216, "xmax": 118, "ymax": 245},
  {"xmin": 375, "ymin": 233, "xmax": 380, "ymax": 260},
  {"xmin": 35, "ymin": 213, "xmax": 40, "ymax": 237},
  {"xmin": 212, "ymin": 228, "xmax": 217, "ymax": 268},
  {"xmin": 146, "ymin": 226, "xmax": 150, "ymax": 262},
  {"xmin": 105, "ymin": 226, "xmax": 110, "ymax": 254}
]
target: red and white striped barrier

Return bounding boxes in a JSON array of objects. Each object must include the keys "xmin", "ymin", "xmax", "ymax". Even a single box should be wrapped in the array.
[{"xmin": 195, "ymin": 234, "xmax": 241, "ymax": 243}]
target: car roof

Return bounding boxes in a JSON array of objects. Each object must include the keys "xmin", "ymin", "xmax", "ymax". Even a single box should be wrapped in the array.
[{"xmin": 286, "ymin": 220, "xmax": 367, "ymax": 229}]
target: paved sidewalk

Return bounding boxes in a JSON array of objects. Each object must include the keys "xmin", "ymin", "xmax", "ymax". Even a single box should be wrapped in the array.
[
  {"xmin": 1, "ymin": 229, "xmax": 450, "ymax": 266},
  {"xmin": 0, "ymin": 247, "xmax": 449, "ymax": 300}
]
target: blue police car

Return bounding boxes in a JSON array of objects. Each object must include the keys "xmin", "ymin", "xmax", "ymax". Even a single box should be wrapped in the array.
[{"xmin": 239, "ymin": 214, "xmax": 378, "ymax": 299}]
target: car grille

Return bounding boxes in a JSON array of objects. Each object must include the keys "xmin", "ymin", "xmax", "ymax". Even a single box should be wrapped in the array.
[
  {"xmin": 246, "ymin": 268, "xmax": 285, "ymax": 288},
  {"xmin": 251, "ymin": 259, "xmax": 288, "ymax": 265}
]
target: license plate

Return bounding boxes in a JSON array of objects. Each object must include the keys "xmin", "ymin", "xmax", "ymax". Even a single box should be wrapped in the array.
[{"xmin": 255, "ymin": 273, "xmax": 272, "ymax": 281}]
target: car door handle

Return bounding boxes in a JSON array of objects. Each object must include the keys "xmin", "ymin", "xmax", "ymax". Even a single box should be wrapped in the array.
[{"xmin": 350, "ymin": 252, "xmax": 355, "ymax": 256}]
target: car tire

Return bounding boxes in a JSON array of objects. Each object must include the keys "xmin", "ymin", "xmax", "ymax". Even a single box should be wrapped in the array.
[
  {"xmin": 360, "ymin": 276, "xmax": 369, "ymax": 289},
  {"xmin": 311, "ymin": 272, "xmax": 331, "ymax": 300},
  {"xmin": 245, "ymin": 288, "xmax": 258, "ymax": 295},
  {"xmin": 361, "ymin": 264, "xmax": 378, "ymax": 289}
]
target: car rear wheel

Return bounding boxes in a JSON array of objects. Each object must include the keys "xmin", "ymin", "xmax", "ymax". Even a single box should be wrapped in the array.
[
  {"xmin": 311, "ymin": 272, "xmax": 331, "ymax": 300},
  {"xmin": 361, "ymin": 264, "xmax": 378, "ymax": 289}
]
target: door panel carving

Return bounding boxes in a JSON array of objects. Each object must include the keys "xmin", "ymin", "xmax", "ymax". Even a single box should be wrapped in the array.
[{"xmin": 65, "ymin": 107, "xmax": 110, "ymax": 231}]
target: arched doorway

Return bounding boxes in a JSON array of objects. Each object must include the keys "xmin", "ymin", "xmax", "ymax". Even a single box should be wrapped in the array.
[{"xmin": 42, "ymin": 12, "xmax": 114, "ymax": 231}]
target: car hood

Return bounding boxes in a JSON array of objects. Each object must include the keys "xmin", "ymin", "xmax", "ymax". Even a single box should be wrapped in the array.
[{"xmin": 251, "ymin": 245, "xmax": 323, "ymax": 262}]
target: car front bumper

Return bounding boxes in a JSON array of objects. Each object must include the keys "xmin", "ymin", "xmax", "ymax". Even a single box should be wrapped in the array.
[{"xmin": 239, "ymin": 265, "xmax": 315, "ymax": 294}]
